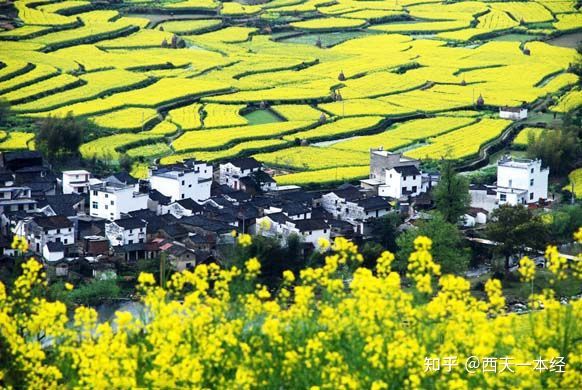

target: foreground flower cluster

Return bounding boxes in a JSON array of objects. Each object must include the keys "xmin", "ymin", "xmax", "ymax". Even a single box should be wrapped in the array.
[{"xmin": 1, "ymin": 233, "xmax": 581, "ymax": 389}]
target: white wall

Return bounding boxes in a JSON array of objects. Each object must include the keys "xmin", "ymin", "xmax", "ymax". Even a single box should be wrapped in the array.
[
  {"xmin": 497, "ymin": 159, "xmax": 548, "ymax": 203},
  {"xmin": 150, "ymin": 165, "xmax": 212, "ymax": 202},
  {"xmin": 62, "ymin": 171, "xmax": 90, "ymax": 195},
  {"xmin": 90, "ymin": 187, "xmax": 148, "ymax": 220},
  {"xmin": 42, "ymin": 245, "xmax": 64, "ymax": 262}
]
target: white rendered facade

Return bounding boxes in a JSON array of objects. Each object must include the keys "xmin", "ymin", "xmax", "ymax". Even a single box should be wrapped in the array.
[
  {"xmin": 150, "ymin": 163, "xmax": 212, "ymax": 202},
  {"xmin": 496, "ymin": 157, "xmax": 548, "ymax": 205},
  {"xmin": 90, "ymin": 183, "xmax": 149, "ymax": 220}
]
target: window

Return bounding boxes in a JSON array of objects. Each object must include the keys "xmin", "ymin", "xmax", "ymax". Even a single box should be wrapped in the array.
[
  {"xmin": 402, "ymin": 187, "xmax": 407, "ymax": 192},
  {"xmin": 500, "ymin": 194, "xmax": 507, "ymax": 202},
  {"xmin": 111, "ymin": 200, "xmax": 114, "ymax": 205},
  {"xmin": 413, "ymin": 175, "xmax": 416, "ymax": 180},
  {"xmin": 323, "ymin": 229, "xmax": 327, "ymax": 233},
  {"xmin": 128, "ymin": 240, "xmax": 133, "ymax": 244},
  {"xmin": 530, "ymin": 179, "xmax": 534, "ymax": 186},
  {"xmin": 181, "ymin": 180, "xmax": 185, "ymax": 185},
  {"xmin": 181, "ymin": 194, "xmax": 185, "ymax": 199},
  {"xmin": 530, "ymin": 193, "xmax": 534, "ymax": 200},
  {"xmin": 64, "ymin": 239, "xmax": 68, "ymax": 244},
  {"xmin": 412, "ymin": 186, "xmax": 417, "ymax": 193},
  {"xmin": 139, "ymin": 238, "xmax": 144, "ymax": 243},
  {"xmin": 105, "ymin": 194, "xmax": 108, "ymax": 198},
  {"xmin": 93, "ymin": 190, "xmax": 98, "ymax": 196},
  {"xmin": 189, "ymin": 184, "xmax": 192, "ymax": 188},
  {"xmin": 92, "ymin": 202, "xmax": 98, "ymax": 209},
  {"xmin": 531, "ymin": 168, "xmax": 534, "ymax": 173},
  {"xmin": 56, "ymin": 229, "xmax": 60, "ymax": 234},
  {"xmin": 105, "ymin": 205, "xmax": 108, "ymax": 210},
  {"xmin": 509, "ymin": 179, "xmax": 513, "ymax": 188}
]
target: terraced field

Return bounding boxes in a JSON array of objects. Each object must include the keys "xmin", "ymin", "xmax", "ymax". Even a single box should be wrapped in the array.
[{"xmin": 0, "ymin": 0, "xmax": 580, "ymax": 185}]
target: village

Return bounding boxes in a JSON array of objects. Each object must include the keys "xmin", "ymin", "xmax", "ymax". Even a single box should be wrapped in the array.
[{"xmin": 1, "ymin": 142, "xmax": 571, "ymax": 302}]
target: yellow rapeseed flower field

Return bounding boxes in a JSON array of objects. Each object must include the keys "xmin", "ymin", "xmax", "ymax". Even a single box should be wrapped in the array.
[{"xmin": 1, "ymin": 234, "xmax": 580, "ymax": 388}]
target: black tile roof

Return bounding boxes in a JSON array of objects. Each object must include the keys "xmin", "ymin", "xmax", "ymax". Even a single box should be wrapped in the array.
[
  {"xmin": 159, "ymin": 223, "xmax": 189, "ymax": 238},
  {"xmin": 357, "ymin": 196, "xmax": 391, "ymax": 211},
  {"xmin": 33, "ymin": 215, "xmax": 73, "ymax": 230},
  {"xmin": 176, "ymin": 198, "xmax": 205, "ymax": 213},
  {"xmin": 227, "ymin": 157, "xmax": 261, "ymax": 170},
  {"xmin": 394, "ymin": 165, "xmax": 421, "ymax": 177},
  {"xmin": 252, "ymin": 170, "xmax": 276, "ymax": 183},
  {"xmin": 149, "ymin": 189, "xmax": 172, "ymax": 205},
  {"xmin": 43, "ymin": 194, "xmax": 84, "ymax": 217},
  {"xmin": 293, "ymin": 218, "xmax": 329, "ymax": 232},
  {"xmin": 330, "ymin": 186, "xmax": 362, "ymax": 202},
  {"xmin": 46, "ymin": 241, "xmax": 65, "ymax": 252},
  {"xmin": 113, "ymin": 217, "xmax": 146, "ymax": 230},
  {"xmin": 281, "ymin": 201, "xmax": 311, "ymax": 216},
  {"xmin": 265, "ymin": 212, "xmax": 292, "ymax": 224}
]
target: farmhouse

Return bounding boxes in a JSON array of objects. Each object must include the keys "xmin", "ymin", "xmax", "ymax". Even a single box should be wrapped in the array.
[
  {"xmin": 90, "ymin": 180, "xmax": 149, "ymax": 220},
  {"xmin": 219, "ymin": 157, "xmax": 261, "ymax": 190},
  {"xmin": 62, "ymin": 170, "xmax": 91, "ymax": 195},
  {"xmin": 470, "ymin": 156, "xmax": 549, "ymax": 211},
  {"xmin": 496, "ymin": 156, "xmax": 548, "ymax": 205},
  {"xmin": 150, "ymin": 160, "xmax": 213, "ymax": 202},
  {"xmin": 499, "ymin": 106, "xmax": 528, "ymax": 120},
  {"xmin": 361, "ymin": 149, "xmax": 428, "ymax": 199}
]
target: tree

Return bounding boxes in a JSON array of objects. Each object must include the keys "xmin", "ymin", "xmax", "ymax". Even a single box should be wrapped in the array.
[
  {"xmin": 433, "ymin": 159, "xmax": 470, "ymax": 224},
  {"xmin": 36, "ymin": 113, "xmax": 85, "ymax": 160},
  {"xmin": 367, "ymin": 212, "xmax": 402, "ymax": 252},
  {"xmin": 544, "ymin": 204, "xmax": 582, "ymax": 243},
  {"xmin": 396, "ymin": 213, "xmax": 470, "ymax": 274},
  {"xmin": 119, "ymin": 153, "xmax": 132, "ymax": 172},
  {"xmin": 526, "ymin": 127, "xmax": 580, "ymax": 175},
  {"xmin": 0, "ymin": 98, "xmax": 9, "ymax": 126},
  {"xmin": 485, "ymin": 205, "xmax": 550, "ymax": 275}
]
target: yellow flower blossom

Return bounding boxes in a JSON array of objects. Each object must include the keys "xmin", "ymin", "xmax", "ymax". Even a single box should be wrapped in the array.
[{"xmin": 518, "ymin": 256, "xmax": 536, "ymax": 283}]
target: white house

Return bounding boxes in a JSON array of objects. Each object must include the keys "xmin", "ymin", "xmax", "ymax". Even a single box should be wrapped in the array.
[
  {"xmin": 254, "ymin": 213, "xmax": 330, "ymax": 249},
  {"xmin": 105, "ymin": 218, "xmax": 147, "ymax": 247},
  {"xmin": 379, "ymin": 165, "xmax": 422, "ymax": 199},
  {"xmin": 463, "ymin": 208, "xmax": 489, "ymax": 228},
  {"xmin": 42, "ymin": 242, "xmax": 65, "ymax": 262},
  {"xmin": 496, "ymin": 157, "xmax": 548, "ymax": 205},
  {"xmin": 499, "ymin": 106, "xmax": 528, "ymax": 120},
  {"xmin": 360, "ymin": 149, "xmax": 426, "ymax": 199},
  {"xmin": 150, "ymin": 161, "xmax": 213, "ymax": 202},
  {"xmin": 0, "ymin": 186, "xmax": 36, "ymax": 213},
  {"xmin": 469, "ymin": 184, "xmax": 498, "ymax": 213},
  {"xmin": 25, "ymin": 215, "xmax": 75, "ymax": 255},
  {"xmin": 62, "ymin": 170, "xmax": 91, "ymax": 194},
  {"xmin": 90, "ymin": 181, "xmax": 149, "ymax": 220},
  {"xmin": 219, "ymin": 157, "xmax": 261, "ymax": 190}
]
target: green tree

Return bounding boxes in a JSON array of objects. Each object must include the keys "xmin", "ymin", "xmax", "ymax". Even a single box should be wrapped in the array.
[
  {"xmin": 36, "ymin": 112, "xmax": 85, "ymax": 160},
  {"xmin": 66, "ymin": 278, "xmax": 121, "ymax": 306},
  {"xmin": 0, "ymin": 98, "xmax": 10, "ymax": 126},
  {"xmin": 433, "ymin": 159, "xmax": 470, "ymax": 224},
  {"xmin": 544, "ymin": 204, "xmax": 582, "ymax": 243},
  {"xmin": 367, "ymin": 212, "xmax": 402, "ymax": 252},
  {"xmin": 485, "ymin": 205, "xmax": 550, "ymax": 275},
  {"xmin": 526, "ymin": 127, "xmax": 580, "ymax": 176},
  {"xmin": 396, "ymin": 213, "xmax": 470, "ymax": 274}
]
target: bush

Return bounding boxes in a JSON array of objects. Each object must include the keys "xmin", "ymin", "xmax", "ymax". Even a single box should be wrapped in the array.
[{"xmin": 0, "ymin": 232, "xmax": 581, "ymax": 388}]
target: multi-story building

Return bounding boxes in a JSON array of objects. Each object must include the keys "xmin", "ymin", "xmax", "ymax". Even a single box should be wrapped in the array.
[
  {"xmin": 105, "ymin": 218, "xmax": 147, "ymax": 247},
  {"xmin": 62, "ymin": 170, "xmax": 91, "ymax": 194},
  {"xmin": 150, "ymin": 160, "xmax": 213, "ymax": 202},
  {"xmin": 496, "ymin": 157, "xmax": 549, "ymax": 205},
  {"xmin": 90, "ymin": 181, "xmax": 149, "ymax": 220},
  {"xmin": 0, "ymin": 186, "xmax": 36, "ymax": 213},
  {"xmin": 219, "ymin": 157, "xmax": 261, "ymax": 190},
  {"xmin": 360, "ymin": 149, "xmax": 425, "ymax": 198},
  {"xmin": 25, "ymin": 215, "xmax": 75, "ymax": 255}
]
